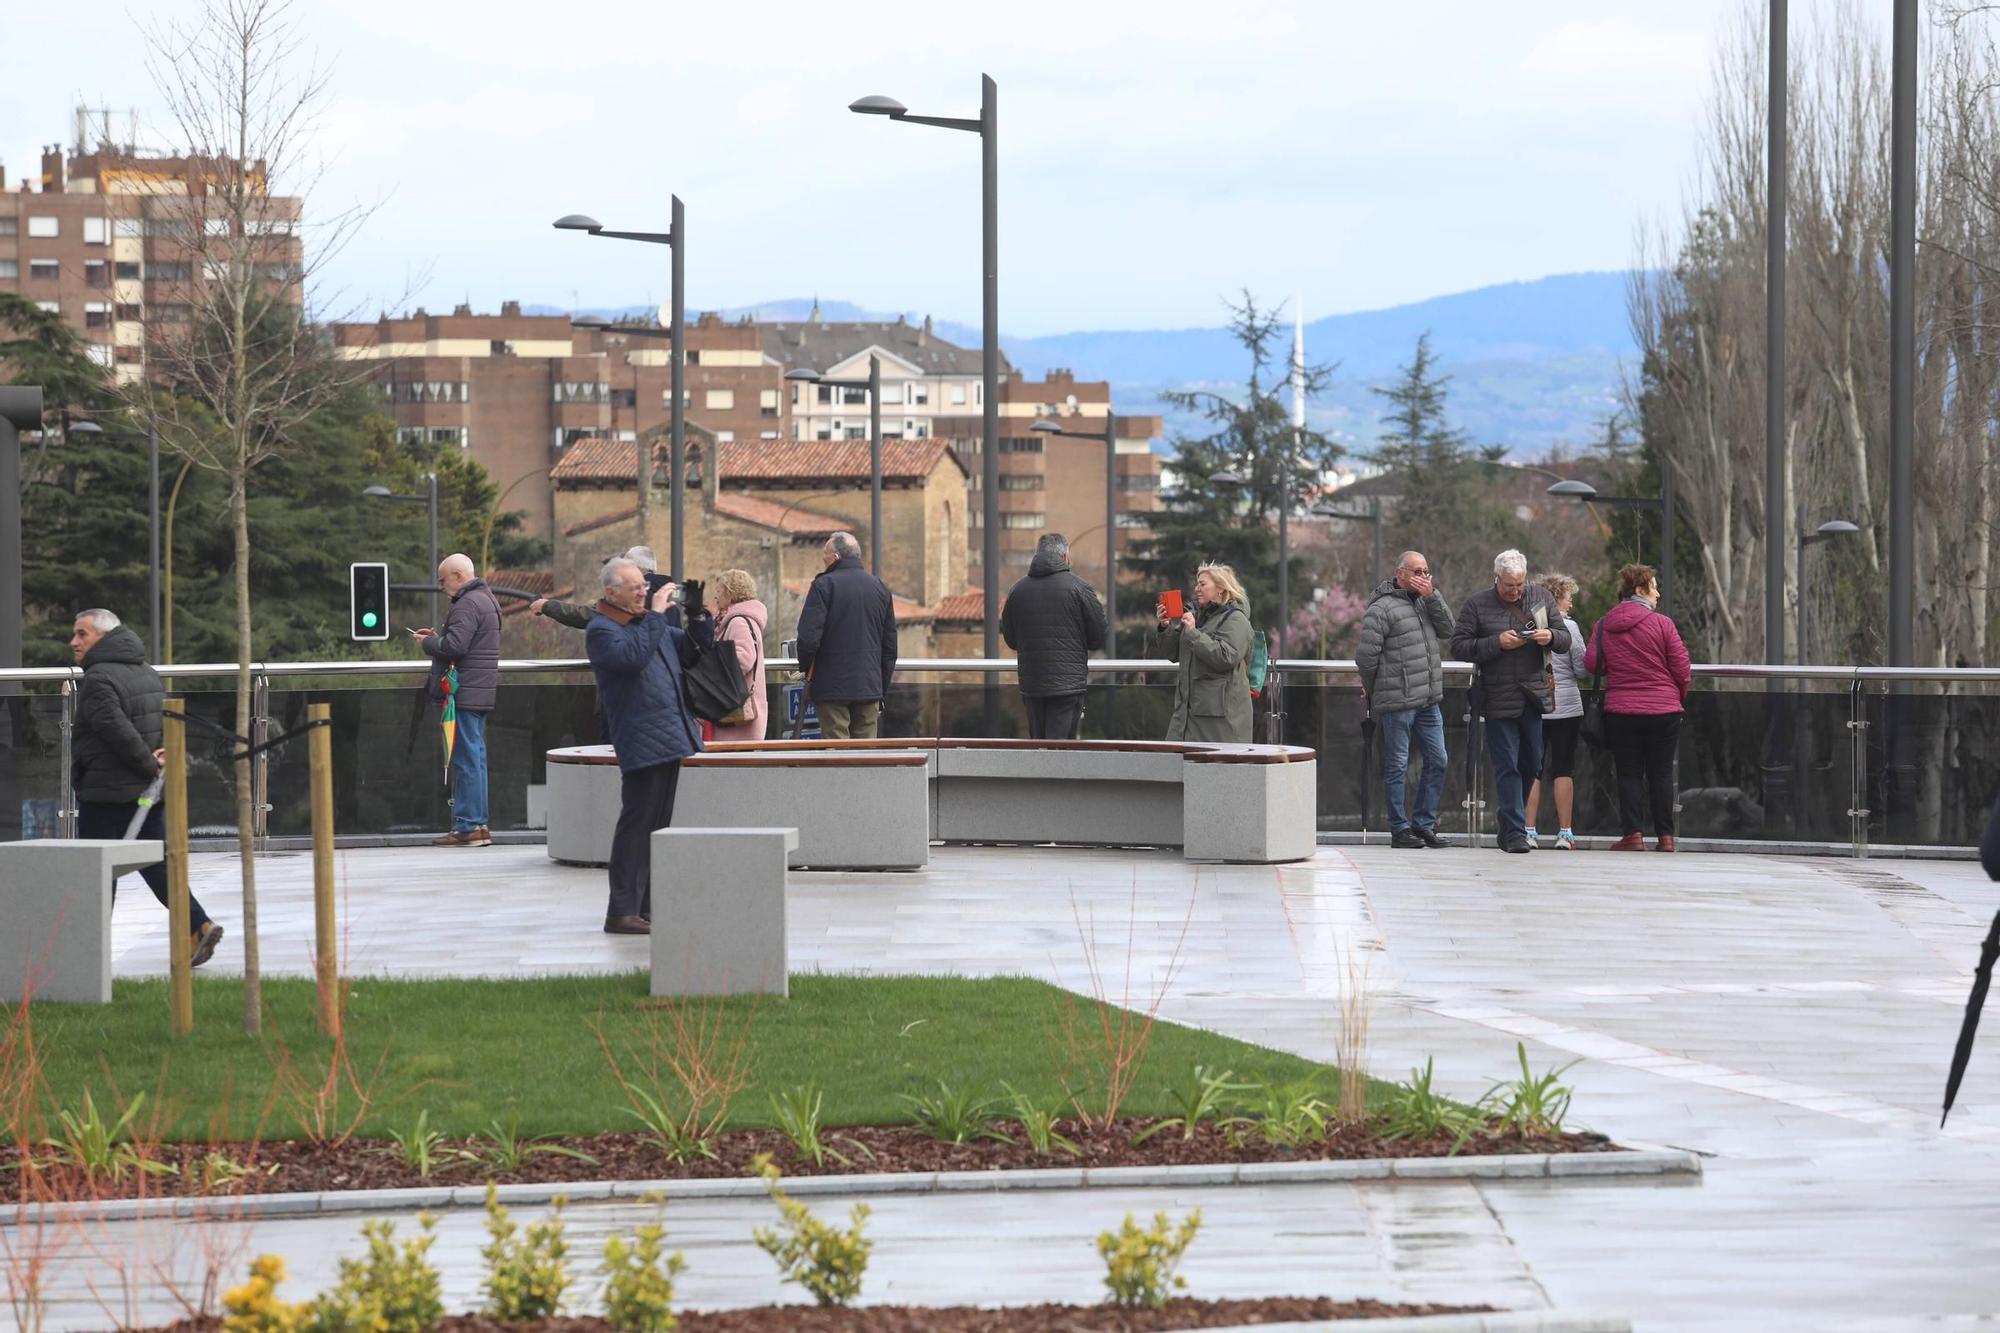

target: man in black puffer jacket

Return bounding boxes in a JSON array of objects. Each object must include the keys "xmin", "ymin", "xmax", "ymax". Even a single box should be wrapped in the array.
[
  {"xmin": 1000, "ymin": 533, "xmax": 1108, "ymax": 739},
  {"xmin": 69, "ymin": 609, "xmax": 223, "ymax": 966},
  {"xmin": 795, "ymin": 532, "xmax": 898, "ymax": 740}
]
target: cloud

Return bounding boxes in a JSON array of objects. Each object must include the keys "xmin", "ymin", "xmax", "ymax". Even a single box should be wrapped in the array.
[{"xmin": 1520, "ymin": 20, "xmax": 1707, "ymax": 76}]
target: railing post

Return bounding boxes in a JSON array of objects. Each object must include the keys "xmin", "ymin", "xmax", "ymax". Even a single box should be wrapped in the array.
[
  {"xmin": 58, "ymin": 679, "xmax": 75, "ymax": 838},
  {"xmin": 1462, "ymin": 692, "xmax": 1484, "ymax": 848},
  {"xmin": 1848, "ymin": 678, "xmax": 1871, "ymax": 859},
  {"xmin": 252, "ymin": 673, "xmax": 271, "ymax": 845}
]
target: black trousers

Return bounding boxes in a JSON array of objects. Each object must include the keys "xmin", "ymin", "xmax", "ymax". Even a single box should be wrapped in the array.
[
  {"xmin": 1606, "ymin": 711, "xmax": 1680, "ymax": 836},
  {"xmin": 1024, "ymin": 693, "xmax": 1085, "ymax": 740},
  {"xmin": 77, "ymin": 799, "xmax": 213, "ymax": 930},
  {"xmin": 608, "ymin": 761, "xmax": 682, "ymax": 919}
]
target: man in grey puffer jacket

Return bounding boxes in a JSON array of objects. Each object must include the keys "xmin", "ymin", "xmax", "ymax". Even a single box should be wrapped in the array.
[{"xmin": 1355, "ymin": 551, "xmax": 1454, "ymax": 848}]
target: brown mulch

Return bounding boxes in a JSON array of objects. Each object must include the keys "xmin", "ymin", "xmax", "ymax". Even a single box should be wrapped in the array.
[
  {"xmin": 0, "ymin": 1118, "xmax": 1613, "ymax": 1206},
  {"xmin": 155, "ymin": 1299, "xmax": 1494, "ymax": 1331}
]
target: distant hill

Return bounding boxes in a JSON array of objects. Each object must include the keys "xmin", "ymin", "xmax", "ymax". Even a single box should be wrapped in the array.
[{"xmin": 531, "ymin": 272, "xmax": 1639, "ymax": 455}]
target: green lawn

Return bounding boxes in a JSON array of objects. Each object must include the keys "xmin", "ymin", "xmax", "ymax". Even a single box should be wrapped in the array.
[{"xmin": 8, "ymin": 973, "xmax": 1359, "ymax": 1142}]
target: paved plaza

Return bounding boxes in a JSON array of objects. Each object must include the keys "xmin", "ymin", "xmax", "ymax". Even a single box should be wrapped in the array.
[{"xmin": 21, "ymin": 841, "xmax": 2000, "ymax": 1329}]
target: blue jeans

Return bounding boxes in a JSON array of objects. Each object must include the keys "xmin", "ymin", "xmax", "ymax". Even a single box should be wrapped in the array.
[
  {"xmin": 451, "ymin": 707, "xmax": 489, "ymax": 831},
  {"xmin": 1379, "ymin": 705, "xmax": 1447, "ymax": 834},
  {"xmin": 1484, "ymin": 713, "xmax": 1544, "ymax": 846}
]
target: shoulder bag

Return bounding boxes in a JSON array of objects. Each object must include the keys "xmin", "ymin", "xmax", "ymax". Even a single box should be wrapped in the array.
[
  {"xmin": 713, "ymin": 613, "xmax": 762, "ymax": 727},
  {"xmin": 682, "ymin": 617, "xmax": 753, "ymax": 724},
  {"xmin": 1579, "ymin": 619, "xmax": 1610, "ymax": 749}
]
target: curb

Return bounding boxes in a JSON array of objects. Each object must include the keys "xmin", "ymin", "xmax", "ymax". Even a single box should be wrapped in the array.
[
  {"xmin": 1, "ymin": 1148, "xmax": 1699, "ymax": 1226},
  {"xmin": 1204, "ymin": 1314, "xmax": 1629, "ymax": 1333}
]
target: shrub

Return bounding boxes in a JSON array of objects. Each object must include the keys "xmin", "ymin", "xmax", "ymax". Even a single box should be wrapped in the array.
[
  {"xmin": 39, "ymin": 1090, "xmax": 177, "ymax": 1184},
  {"xmin": 481, "ymin": 1185, "xmax": 571, "ymax": 1320},
  {"xmin": 222, "ymin": 1254, "xmax": 304, "ymax": 1333},
  {"xmin": 899, "ymin": 1081, "xmax": 1009, "ymax": 1146},
  {"xmin": 303, "ymin": 1217, "xmax": 443, "ymax": 1333},
  {"xmin": 1228, "ymin": 1078, "xmax": 1330, "ymax": 1149},
  {"xmin": 1481, "ymin": 1042, "xmax": 1580, "ymax": 1136},
  {"xmin": 381, "ymin": 1109, "xmax": 447, "ymax": 1179},
  {"xmin": 1097, "ymin": 1209, "xmax": 1202, "ymax": 1309},
  {"xmin": 750, "ymin": 1154, "xmax": 872, "ymax": 1307},
  {"xmin": 1381, "ymin": 1058, "xmax": 1483, "ymax": 1151},
  {"xmin": 769, "ymin": 1082, "xmax": 870, "ymax": 1169},
  {"xmin": 1132, "ymin": 1066, "xmax": 1251, "ymax": 1144},
  {"xmin": 1001, "ymin": 1083, "xmax": 1080, "ymax": 1157},
  {"xmin": 600, "ymin": 1206, "xmax": 688, "ymax": 1333}
]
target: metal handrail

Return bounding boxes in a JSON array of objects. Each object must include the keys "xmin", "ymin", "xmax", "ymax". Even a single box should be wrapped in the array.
[{"xmin": 2, "ymin": 658, "xmax": 1997, "ymax": 685}]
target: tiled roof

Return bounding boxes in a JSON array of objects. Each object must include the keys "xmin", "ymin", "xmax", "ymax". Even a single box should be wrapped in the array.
[
  {"xmin": 760, "ymin": 319, "xmax": 1009, "ymax": 377},
  {"xmin": 718, "ymin": 438, "xmax": 965, "ymax": 483},
  {"xmin": 551, "ymin": 438, "xmax": 664, "ymax": 484},
  {"xmin": 712, "ymin": 493, "xmax": 850, "ymax": 537},
  {"xmin": 933, "ymin": 589, "xmax": 991, "ymax": 623},
  {"xmin": 782, "ymin": 578, "xmax": 935, "ymax": 624}
]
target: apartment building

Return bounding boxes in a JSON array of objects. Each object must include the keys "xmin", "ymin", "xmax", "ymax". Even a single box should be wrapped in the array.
[
  {"xmin": 0, "ymin": 139, "xmax": 303, "ymax": 384},
  {"xmin": 761, "ymin": 311, "xmax": 1008, "ymax": 442},
  {"xmin": 332, "ymin": 307, "xmax": 788, "ymax": 544}
]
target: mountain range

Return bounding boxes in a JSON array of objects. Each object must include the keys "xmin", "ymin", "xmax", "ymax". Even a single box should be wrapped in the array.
[{"xmin": 541, "ymin": 270, "xmax": 1641, "ymax": 456}]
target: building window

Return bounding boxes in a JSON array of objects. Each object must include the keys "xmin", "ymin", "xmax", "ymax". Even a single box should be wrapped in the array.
[
  {"xmin": 759, "ymin": 388, "xmax": 779, "ymax": 416},
  {"xmin": 84, "ymin": 260, "xmax": 108, "ymax": 288},
  {"xmin": 148, "ymin": 303, "xmax": 191, "ymax": 322},
  {"xmin": 83, "ymin": 218, "xmax": 109, "ymax": 245},
  {"xmin": 1002, "ymin": 512, "xmax": 1047, "ymax": 530},
  {"xmin": 0, "ymin": 218, "xmax": 16, "ymax": 237},
  {"xmin": 815, "ymin": 385, "xmax": 833, "ymax": 404},
  {"xmin": 660, "ymin": 388, "xmax": 689, "ymax": 407},
  {"xmin": 611, "ymin": 388, "xmax": 638, "ymax": 409},
  {"xmin": 114, "ymin": 261, "xmax": 141, "ymax": 281},
  {"xmin": 845, "ymin": 426, "xmax": 866, "ymax": 440},
  {"xmin": 974, "ymin": 382, "xmax": 982, "ymax": 406},
  {"xmin": 28, "ymin": 260, "xmax": 58, "ymax": 282},
  {"xmin": 705, "ymin": 389, "xmax": 735, "ymax": 411},
  {"xmin": 34, "ymin": 301, "xmax": 59, "ymax": 313},
  {"xmin": 113, "ymin": 218, "xmax": 143, "ymax": 238},
  {"xmin": 115, "ymin": 303, "xmax": 142, "ymax": 322},
  {"xmin": 144, "ymin": 262, "xmax": 192, "ymax": 281},
  {"xmin": 998, "ymin": 474, "xmax": 1045, "ymax": 491},
  {"xmin": 84, "ymin": 303, "xmax": 112, "ymax": 329},
  {"xmin": 490, "ymin": 339, "xmax": 514, "ymax": 355},
  {"xmin": 553, "ymin": 381, "xmax": 609, "ymax": 404},
  {"xmin": 0, "ymin": 260, "xmax": 15, "ymax": 280},
  {"xmin": 398, "ymin": 426, "xmax": 468, "ymax": 448},
  {"xmin": 685, "ymin": 349, "xmax": 701, "ymax": 366},
  {"xmin": 86, "ymin": 344, "xmax": 113, "ymax": 366},
  {"xmin": 841, "ymin": 386, "xmax": 866, "ymax": 405},
  {"xmin": 914, "ymin": 422, "xmax": 930, "ymax": 439},
  {"xmin": 816, "ymin": 427, "xmax": 832, "ymax": 441},
  {"xmin": 115, "ymin": 345, "xmax": 143, "ymax": 364},
  {"xmin": 26, "ymin": 217, "xmax": 57, "ymax": 239},
  {"xmin": 910, "ymin": 381, "xmax": 929, "ymax": 406},
  {"xmin": 998, "ymin": 437, "xmax": 1043, "ymax": 454},
  {"xmin": 1116, "ymin": 511, "xmax": 1151, "ymax": 529},
  {"xmin": 394, "ymin": 381, "xmax": 473, "ymax": 405},
  {"xmin": 950, "ymin": 383, "xmax": 967, "ymax": 405},
  {"xmin": 204, "ymin": 218, "xmax": 231, "ymax": 237},
  {"xmin": 1115, "ymin": 474, "xmax": 1160, "ymax": 491},
  {"xmin": 716, "ymin": 430, "xmax": 735, "ymax": 443},
  {"xmin": 760, "ymin": 430, "xmax": 780, "ymax": 440}
]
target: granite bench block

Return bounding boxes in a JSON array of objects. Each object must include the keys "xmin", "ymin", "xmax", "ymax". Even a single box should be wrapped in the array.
[
  {"xmin": 0, "ymin": 839, "xmax": 166, "ymax": 1003},
  {"xmin": 651, "ymin": 827, "xmax": 798, "ymax": 997}
]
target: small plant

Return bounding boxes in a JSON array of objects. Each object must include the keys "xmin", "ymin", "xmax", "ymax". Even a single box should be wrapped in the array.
[
  {"xmin": 39, "ymin": 1090, "xmax": 178, "ymax": 1184},
  {"xmin": 899, "ymin": 1081, "xmax": 1010, "ymax": 1146},
  {"xmin": 198, "ymin": 1151, "xmax": 275, "ymax": 1193},
  {"xmin": 1333, "ymin": 943, "xmax": 1375, "ymax": 1123},
  {"xmin": 768, "ymin": 1083, "xmax": 870, "ymax": 1168},
  {"xmin": 1481, "ymin": 1042, "xmax": 1580, "ymax": 1137},
  {"xmin": 1097, "ymin": 1209, "xmax": 1202, "ymax": 1309},
  {"xmin": 750, "ymin": 1154, "xmax": 872, "ymax": 1307},
  {"xmin": 461, "ymin": 1118, "xmax": 599, "ymax": 1175},
  {"xmin": 600, "ymin": 1202, "xmax": 687, "ymax": 1333},
  {"xmin": 622, "ymin": 1087, "xmax": 719, "ymax": 1164},
  {"xmin": 1001, "ymin": 1083, "xmax": 1080, "ymax": 1157},
  {"xmin": 1133, "ymin": 1066, "xmax": 1252, "ymax": 1144},
  {"xmin": 481, "ymin": 1185, "xmax": 571, "ymax": 1320},
  {"xmin": 381, "ymin": 1109, "xmax": 447, "ymax": 1179},
  {"xmin": 304, "ymin": 1216, "xmax": 443, "ymax": 1333},
  {"xmin": 593, "ymin": 995, "xmax": 759, "ymax": 1173},
  {"xmin": 1229, "ymin": 1079, "xmax": 1330, "ymax": 1150},
  {"xmin": 221, "ymin": 1254, "xmax": 303, "ymax": 1333},
  {"xmin": 1381, "ymin": 1058, "xmax": 1484, "ymax": 1151}
]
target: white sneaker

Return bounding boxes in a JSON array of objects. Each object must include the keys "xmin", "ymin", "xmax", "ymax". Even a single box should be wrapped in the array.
[
  {"xmin": 1525, "ymin": 829, "xmax": 1540, "ymax": 850},
  {"xmin": 1555, "ymin": 831, "xmax": 1576, "ymax": 851}
]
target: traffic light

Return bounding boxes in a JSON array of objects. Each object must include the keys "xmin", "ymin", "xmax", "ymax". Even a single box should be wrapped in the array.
[{"xmin": 350, "ymin": 562, "xmax": 389, "ymax": 640}]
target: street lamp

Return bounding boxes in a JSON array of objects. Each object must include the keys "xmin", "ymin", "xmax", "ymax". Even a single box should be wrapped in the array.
[
  {"xmin": 1796, "ymin": 511, "xmax": 1859, "ymax": 664},
  {"xmin": 69, "ymin": 418, "xmax": 164, "ymax": 662},
  {"xmin": 851, "ymin": 78, "xmax": 1000, "ymax": 672},
  {"xmin": 785, "ymin": 360, "xmax": 883, "ymax": 574},
  {"xmin": 1312, "ymin": 496, "xmax": 1384, "ymax": 588},
  {"xmin": 1030, "ymin": 416, "xmax": 1119, "ymax": 640},
  {"xmin": 553, "ymin": 200, "xmax": 687, "ymax": 577},
  {"xmin": 1546, "ymin": 460, "xmax": 1678, "ymax": 615},
  {"xmin": 363, "ymin": 475, "xmax": 440, "ymax": 626},
  {"xmin": 574, "ymin": 318, "xmax": 679, "ymax": 553}
]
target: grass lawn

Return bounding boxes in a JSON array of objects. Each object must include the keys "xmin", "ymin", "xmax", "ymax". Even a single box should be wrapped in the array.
[{"xmin": 9, "ymin": 973, "xmax": 1377, "ymax": 1142}]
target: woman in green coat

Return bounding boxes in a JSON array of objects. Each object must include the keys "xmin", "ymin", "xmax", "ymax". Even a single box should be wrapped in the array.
[{"xmin": 1158, "ymin": 563, "xmax": 1255, "ymax": 744}]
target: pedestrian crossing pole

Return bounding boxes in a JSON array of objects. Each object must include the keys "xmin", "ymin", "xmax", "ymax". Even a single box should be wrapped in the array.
[
  {"xmin": 308, "ymin": 702, "xmax": 339, "ymax": 1036},
  {"xmin": 163, "ymin": 697, "xmax": 193, "ymax": 1035}
]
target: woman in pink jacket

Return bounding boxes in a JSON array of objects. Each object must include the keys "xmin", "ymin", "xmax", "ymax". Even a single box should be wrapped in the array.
[
  {"xmin": 708, "ymin": 569, "xmax": 770, "ymax": 743},
  {"xmin": 1583, "ymin": 563, "xmax": 1691, "ymax": 852}
]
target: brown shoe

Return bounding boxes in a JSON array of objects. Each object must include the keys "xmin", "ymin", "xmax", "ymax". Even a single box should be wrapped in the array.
[
  {"xmin": 1655, "ymin": 835, "xmax": 1678, "ymax": 853},
  {"xmin": 1608, "ymin": 832, "xmax": 1646, "ymax": 851},
  {"xmin": 432, "ymin": 827, "xmax": 491, "ymax": 847},
  {"xmin": 190, "ymin": 921, "xmax": 224, "ymax": 968},
  {"xmin": 604, "ymin": 915, "xmax": 651, "ymax": 935}
]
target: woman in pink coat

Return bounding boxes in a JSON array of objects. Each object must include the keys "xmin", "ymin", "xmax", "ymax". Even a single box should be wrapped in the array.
[
  {"xmin": 708, "ymin": 569, "xmax": 770, "ymax": 743},
  {"xmin": 1583, "ymin": 563, "xmax": 1691, "ymax": 852}
]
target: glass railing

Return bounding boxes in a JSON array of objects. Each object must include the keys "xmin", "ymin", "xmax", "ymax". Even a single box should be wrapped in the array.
[{"xmin": 4, "ymin": 658, "xmax": 1996, "ymax": 856}]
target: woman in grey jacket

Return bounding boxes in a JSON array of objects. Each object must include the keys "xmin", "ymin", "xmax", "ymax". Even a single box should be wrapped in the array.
[
  {"xmin": 1159, "ymin": 563, "xmax": 1255, "ymax": 744},
  {"xmin": 1526, "ymin": 573, "xmax": 1587, "ymax": 849}
]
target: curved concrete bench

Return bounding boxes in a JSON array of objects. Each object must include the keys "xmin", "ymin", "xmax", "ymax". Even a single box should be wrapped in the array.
[{"xmin": 548, "ymin": 738, "xmax": 1315, "ymax": 866}]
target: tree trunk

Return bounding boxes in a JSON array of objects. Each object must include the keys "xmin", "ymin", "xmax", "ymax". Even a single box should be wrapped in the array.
[{"xmin": 231, "ymin": 466, "xmax": 261, "ymax": 1034}]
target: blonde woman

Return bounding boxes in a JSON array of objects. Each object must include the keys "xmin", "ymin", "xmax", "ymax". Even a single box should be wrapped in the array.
[
  {"xmin": 1158, "ymin": 563, "xmax": 1254, "ymax": 743},
  {"xmin": 709, "ymin": 569, "xmax": 769, "ymax": 742},
  {"xmin": 1525, "ymin": 573, "xmax": 1587, "ymax": 850}
]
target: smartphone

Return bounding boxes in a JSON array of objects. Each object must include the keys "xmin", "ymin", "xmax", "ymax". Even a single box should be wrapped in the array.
[
  {"xmin": 1161, "ymin": 589, "xmax": 1185, "ymax": 619},
  {"xmin": 681, "ymin": 579, "xmax": 704, "ymax": 615},
  {"xmin": 405, "ymin": 627, "xmax": 422, "ymax": 638}
]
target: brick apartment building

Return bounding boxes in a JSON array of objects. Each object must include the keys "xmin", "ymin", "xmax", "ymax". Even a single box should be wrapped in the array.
[
  {"xmin": 0, "ymin": 138, "xmax": 303, "ymax": 384},
  {"xmin": 332, "ymin": 308, "xmax": 788, "ymax": 546}
]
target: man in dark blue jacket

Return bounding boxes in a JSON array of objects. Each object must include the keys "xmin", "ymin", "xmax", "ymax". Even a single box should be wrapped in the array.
[
  {"xmin": 419, "ymin": 553, "xmax": 503, "ymax": 847},
  {"xmin": 586, "ymin": 557, "xmax": 711, "ymax": 935},
  {"xmin": 795, "ymin": 532, "xmax": 897, "ymax": 740}
]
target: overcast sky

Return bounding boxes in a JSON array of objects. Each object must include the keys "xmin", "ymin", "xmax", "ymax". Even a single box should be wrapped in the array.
[{"xmin": 3, "ymin": 0, "xmax": 1805, "ymax": 335}]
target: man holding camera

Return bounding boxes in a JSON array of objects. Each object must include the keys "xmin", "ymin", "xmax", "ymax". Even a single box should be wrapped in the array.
[{"xmin": 1451, "ymin": 548, "xmax": 1569, "ymax": 854}]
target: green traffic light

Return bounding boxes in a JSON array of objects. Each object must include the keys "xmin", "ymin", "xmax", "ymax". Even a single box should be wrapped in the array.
[{"xmin": 361, "ymin": 611, "xmax": 379, "ymax": 628}]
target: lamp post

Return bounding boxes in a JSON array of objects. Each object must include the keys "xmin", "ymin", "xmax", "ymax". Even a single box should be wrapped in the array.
[
  {"xmin": 785, "ymin": 359, "xmax": 883, "ymax": 574},
  {"xmin": 851, "ymin": 78, "xmax": 1000, "ymax": 689},
  {"xmin": 69, "ymin": 418, "xmax": 164, "ymax": 661},
  {"xmin": 1796, "ymin": 511, "xmax": 1859, "ymax": 665},
  {"xmin": 1545, "ymin": 461, "xmax": 1678, "ymax": 615},
  {"xmin": 1029, "ymin": 416, "xmax": 1119, "ymax": 642},
  {"xmin": 1312, "ymin": 495, "xmax": 1384, "ymax": 589},
  {"xmin": 362, "ymin": 475, "xmax": 440, "ymax": 626},
  {"xmin": 554, "ymin": 200, "xmax": 686, "ymax": 577}
]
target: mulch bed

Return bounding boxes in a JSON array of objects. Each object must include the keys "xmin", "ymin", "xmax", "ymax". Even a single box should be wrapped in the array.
[
  {"xmin": 156, "ymin": 1299, "xmax": 1495, "ymax": 1331},
  {"xmin": 0, "ymin": 1117, "xmax": 1612, "ymax": 1206}
]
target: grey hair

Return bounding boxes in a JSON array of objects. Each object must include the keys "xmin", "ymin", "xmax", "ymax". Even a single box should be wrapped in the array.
[
  {"xmin": 602, "ymin": 557, "xmax": 642, "ymax": 589},
  {"xmin": 75, "ymin": 608, "xmax": 120, "ymax": 631},
  {"xmin": 826, "ymin": 532, "xmax": 862, "ymax": 560},
  {"xmin": 624, "ymin": 545, "xmax": 657, "ymax": 574},
  {"xmin": 1035, "ymin": 532, "xmax": 1069, "ymax": 559},
  {"xmin": 1493, "ymin": 549, "xmax": 1528, "ymax": 579}
]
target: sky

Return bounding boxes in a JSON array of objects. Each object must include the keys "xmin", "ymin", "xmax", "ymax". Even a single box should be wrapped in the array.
[{"xmin": 2, "ymin": 0, "xmax": 1793, "ymax": 336}]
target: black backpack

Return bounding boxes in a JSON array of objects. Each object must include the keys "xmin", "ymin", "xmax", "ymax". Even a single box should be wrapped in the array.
[{"xmin": 681, "ymin": 620, "xmax": 752, "ymax": 723}]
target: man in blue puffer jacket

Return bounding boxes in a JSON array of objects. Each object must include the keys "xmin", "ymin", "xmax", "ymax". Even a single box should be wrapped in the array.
[{"xmin": 586, "ymin": 556, "xmax": 712, "ymax": 935}]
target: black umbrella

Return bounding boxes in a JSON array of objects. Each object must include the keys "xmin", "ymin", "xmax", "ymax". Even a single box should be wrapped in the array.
[
  {"xmin": 1358, "ymin": 701, "xmax": 1376, "ymax": 836},
  {"xmin": 1942, "ymin": 908, "xmax": 2000, "ymax": 1126}
]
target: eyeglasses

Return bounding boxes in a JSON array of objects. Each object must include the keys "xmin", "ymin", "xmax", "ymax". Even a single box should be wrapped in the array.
[{"xmin": 1401, "ymin": 567, "xmax": 1430, "ymax": 578}]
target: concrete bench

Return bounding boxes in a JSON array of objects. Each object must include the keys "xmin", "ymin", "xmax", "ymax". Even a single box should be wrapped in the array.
[
  {"xmin": 651, "ymin": 827, "xmax": 797, "ymax": 998},
  {"xmin": 0, "ymin": 839, "xmax": 167, "ymax": 1003},
  {"xmin": 1183, "ymin": 748, "xmax": 1318, "ymax": 863},
  {"xmin": 932, "ymin": 739, "xmax": 1187, "ymax": 847}
]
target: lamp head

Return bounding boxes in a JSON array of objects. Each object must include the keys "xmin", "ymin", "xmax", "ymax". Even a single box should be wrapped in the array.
[
  {"xmin": 361, "ymin": 485, "xmax": 393, "ymax": 499},
  {"xmin": 1546, "ymin": 479, "xmax": 1599, "ymax": 500},
  {"xmin": 783, "ymin": 369, "xmax": 823, "ymax": 383},
  {"xmin": 570, "ymin": 318, "xmax": 611, "ymax": 331},
  {"xmin": 69, "ymin": 420, "xmax": 104, "ymax": 435},
  {"xmin": 1209, "ymin": 468, "xmax": 1248, "ymax": 486},
  {"xmin": 551, "ymin": 214, "xmax": 603, "ymax": 232},
  {"xmin": 848, "ymin": 95, "xmax": 908, "ymax": 117},
  {"xmin": 1028, "ymin": 420, "xmax": 1063, "ymax": 434},
  {"xmin": 1817, "ymin": 520, "xmax": 1860, "ymax": 536}
]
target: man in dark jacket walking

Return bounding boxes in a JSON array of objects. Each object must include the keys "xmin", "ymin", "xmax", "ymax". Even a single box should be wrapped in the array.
[
  {"xmin": 69, "ymin": 609, "xmax": 224, "ymax": 965},
  {"xmin": 1355, "ymin": 551, "xmax": 1454, "ymax": 848},
  {"xmin": 419, "ymin": 553, "xmax": 503, "ymax": 847},
  {"xmin": 795, "ymin": 532, "xmax": 897, "ymax": 740},
  {"xmin": 587, "ymin": 557, "xmax": 711, "ymax": 934},
  {"xmin": 1450, "ymin": 549, "xmax": 1569, "ymax": 854},
  {"xmin": 1000, "ymin": 533, "xmax": 1108, "ymax": 740}
]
